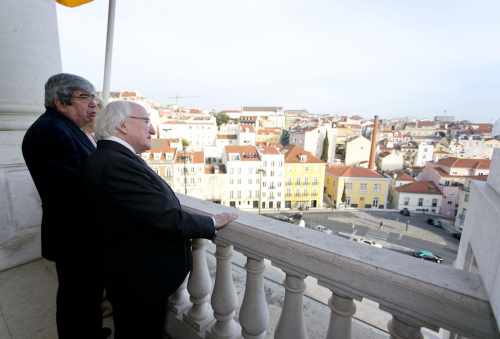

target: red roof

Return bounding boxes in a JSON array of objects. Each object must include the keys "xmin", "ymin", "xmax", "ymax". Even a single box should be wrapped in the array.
[
  {"xmin": 259, "ymin": 145, "xmax": 280, "ymax": 155},
  {"xmin": 326, "ymin": 166, "xmax": 383, "ymax": 178},
  {"xmin": 396, "ymin": 181, "xmax": 442, "ymax": 195},
  {"xmin": 225, "ymin": 145, "xmax": 260, "ymax": 161},
  {"xmin": 149, "ymin": 139, "xmax": 175, "ymax": 153},
  {"xmin": 437, "ymin": 157, "xmax": 491, "ymax": 170},
  {"xmin": 175, "ymin": 151, "xmax": 204, "ymax": 164},
  {"xmin": 395, "ymin": 171, "xmax": 415, "ymax": 182},
  {"xmin": 284, "ymin": 145, "xmax": 324, "ymax": 164}
]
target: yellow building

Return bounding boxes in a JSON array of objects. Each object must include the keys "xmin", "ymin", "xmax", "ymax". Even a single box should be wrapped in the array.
[
  {"xmin": 325, "ymin": 166, "xmax": 391, "ymax": 209},
  {"xmin": 284, "ymin": 145, "xmax": 326, "ymax": 209}
]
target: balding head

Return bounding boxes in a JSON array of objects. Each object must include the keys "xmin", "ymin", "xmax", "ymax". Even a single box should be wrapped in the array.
[{"xmin": 95, "ymin": 101, "xmax": 155, "ymax": 153}]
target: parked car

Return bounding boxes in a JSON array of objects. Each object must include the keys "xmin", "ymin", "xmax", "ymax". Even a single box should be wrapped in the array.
[
  {"xmin": 413, "ymin": 250, "xmax": 443, "ymax": 263},
  {"xmin": 352, "ymin": 237, "xmax": 383, "ymax": 248},
  {"xmin": 426, "ymin": 218, "xmax": 442, "ymax": 228},
  {"xmin": 289, "ymin": 212, "xmax": 303, "ymax": 221},
  {"xmin": 400, "ymin": 208, "xmax": 410, "ymax": 216},
  {"xmin": 272, "ymin": 215, "xmax": 292, "ymax": 223},
  {"xmin": 315, "ymin": 225, "xmax": 332, "ymax": 235}
]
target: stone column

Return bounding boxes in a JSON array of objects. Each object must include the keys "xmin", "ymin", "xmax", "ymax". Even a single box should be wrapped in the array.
[{"xmin": 0, "ymin": 0, "xmax": 62, "ymax": 271}]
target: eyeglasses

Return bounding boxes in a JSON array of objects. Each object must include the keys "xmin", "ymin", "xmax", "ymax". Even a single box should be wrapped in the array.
[
  {"xmin": 128, "ymin": 116, "xmax": 151, "ymax": 125},
  {"xmin": 71, "ymin": 93, "xmax": 97, "ymax": 102}
]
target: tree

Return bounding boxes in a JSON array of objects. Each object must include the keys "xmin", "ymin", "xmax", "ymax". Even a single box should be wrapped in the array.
[
  {"xmin": 320, "ymin": 132, "xmax": 329, "ymax": 161},
  {"xmin": 280, "ymin": 130, "xmax": 290, "ymax": 146},
  {"xmin": 215, "ymin": 112, "xmax": 229, "ymax": 127}
]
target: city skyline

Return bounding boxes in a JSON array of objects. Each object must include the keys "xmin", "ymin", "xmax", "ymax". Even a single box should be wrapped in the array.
[{"xmin": 57, "ymin": 0, "xmax": 500, "ymax": 122}]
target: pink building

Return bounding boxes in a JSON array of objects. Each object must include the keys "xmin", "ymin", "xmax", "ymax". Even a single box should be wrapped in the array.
[{"xmin": 417, "ymin": 157, "xmax": 490, "ymax": 218}]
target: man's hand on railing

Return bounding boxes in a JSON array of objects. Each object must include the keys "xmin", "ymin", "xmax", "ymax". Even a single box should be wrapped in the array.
[{"xmin": 213, "ymin": 212, "xmax": 238, "ymax": 230}]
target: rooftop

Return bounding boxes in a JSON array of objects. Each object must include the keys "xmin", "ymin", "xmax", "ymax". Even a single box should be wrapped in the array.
[
  {"xmin": 437, "ymin": 157, "xmax": 491, "ymax": 170},
  {"xmin": 327, "ymin": 166, "xmax": 384, "ymax": 178},
  {"xmin": 395, "ymin": 181, "xmax": 442, "ymax": 195}
]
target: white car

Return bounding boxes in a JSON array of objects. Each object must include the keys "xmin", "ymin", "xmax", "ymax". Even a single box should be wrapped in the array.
[
  {"xmin": 352, "ymin": 237, "xmax": 382, "ymax": 248},
  {"xmin": 315, "ymin": 225, "xmax": 332, "ymax": 235}
]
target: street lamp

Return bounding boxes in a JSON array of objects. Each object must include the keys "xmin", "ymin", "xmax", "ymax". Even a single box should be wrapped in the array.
[{"xmin": 257, "ymin": 168, "xmax": 265, "ymax": 215}]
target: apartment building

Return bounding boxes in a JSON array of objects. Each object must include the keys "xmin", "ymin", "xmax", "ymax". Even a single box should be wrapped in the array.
[
  {"xmin": 283, "ymin": 145, "xmax": 326, "ymax": 209},
  {"xmin": 325, "ymin": 166, "xmax": 390, "ymax": 209},
  {"xmin": 172, "ymin": 151, "xmax": 205, "ymax": 199},
  {"xmin": 393, "ymin": 181, "xmax": 443, "ymax": 213},
  {"xmin": 142, "ymin": 139, "xmax": 176, "ymax": 186},
  {"xmin": 159, "ymin": 115, "xmax": 217, "ymax": 149},
  {"xmin": 418, "ymin": 157, "xmax": 491, "ymax": 218}
]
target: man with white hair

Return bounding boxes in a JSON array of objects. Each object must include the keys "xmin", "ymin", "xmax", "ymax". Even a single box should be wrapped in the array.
[{"xmin": 83, "ymin": 100, "xmax": 237, "ymax": 339}]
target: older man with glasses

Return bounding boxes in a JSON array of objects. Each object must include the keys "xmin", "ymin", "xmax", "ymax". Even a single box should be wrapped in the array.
[
  {"xmin": 83, "ymin": 100, "xmax": 237, "ymax": 339},
  {"xmin": 22, "ymin": 73, "xmax": 110, "ymax": 339}
]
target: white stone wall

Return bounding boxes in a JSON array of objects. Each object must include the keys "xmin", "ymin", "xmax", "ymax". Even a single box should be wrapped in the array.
[
  {"xmin": 0, "ymin": 1, "xmax": 62, "ymax": 271},
  {"xmin": 455, "ymin": 149, "xmax": 500, "ymax": 330}
]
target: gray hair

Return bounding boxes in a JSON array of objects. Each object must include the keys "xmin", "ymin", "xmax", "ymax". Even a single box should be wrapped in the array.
[
  {"xmin": 44, "ymin": 73, "xmax": 95, "ymax": 108},
  {"xmin": 95, "ymin": 101, "xmax": 146, "ymax": 140}
]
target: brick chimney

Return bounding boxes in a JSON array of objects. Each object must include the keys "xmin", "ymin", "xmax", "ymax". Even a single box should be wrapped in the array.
[{"xmin": 368, "ymin": 115, "xmax": 379, "ymax": 170}]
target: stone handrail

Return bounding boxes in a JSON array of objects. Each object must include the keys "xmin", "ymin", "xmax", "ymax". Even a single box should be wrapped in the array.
[{"xmin": 178, "ymin": 194, "xmax": 499, "ymax": 339}]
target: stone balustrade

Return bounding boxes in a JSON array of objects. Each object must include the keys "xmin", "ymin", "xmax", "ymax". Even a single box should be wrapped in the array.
[{"xmin": 166, "ymin": 194, "xmax": 499, "ymax": 339}]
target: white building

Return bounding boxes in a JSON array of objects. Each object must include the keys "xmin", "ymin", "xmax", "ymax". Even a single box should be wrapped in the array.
[
  {"xmin": 172, "ymin": 151, "xmax": 206, "ymax": 199},
  {"xmin": 242, "ymin": 106, "xmax": 285, "ymax": 129},
  {"xmin": 376, "ymin": 150, "xmax": 404, "ymax": 172},
  {"xmin": 258, "ymin": 146, "xmax": 285, "ymax": 210},
  {"xmin": 238, "ymin": 125, "xmax": 256, "ymax": 145},
  {"xmin": 414, "ymin": 142, "xmax": 434, "ymax": 167},
  {"xmin": 159, "ymin": 115, "xmax": 217, "ymax": 149},
  {"xmin": 345, "ymin": 135, "xmax": 371, "ymax": 166},
  {"xmin": 394, "ymin": 181, "xmax": 443, "ymax": 214},
  {"xmin": 289, "ymin": 125, "xmax": 336, "ymax": 163},
  {"xmin": 223, "ymin": 145, "xmax": 262, "ymax": 209}
]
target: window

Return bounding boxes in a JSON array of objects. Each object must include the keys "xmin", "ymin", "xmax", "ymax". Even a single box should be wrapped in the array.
[
  {"xmin": 237, "ymin": 178, "xmax": 241, "ymax": 184},
  {"xmin": 263, "ymin": 181, "xmax": 267, "ymax": 187},
  {"xmin": 432, "ymin": 199, "xmax": 438, "ymax": 207},
  {"xmin": 296, "ymin": 178, "xmax": 301, "ymax": 185},
  {"xmin": 237, "ymin": 191, "xmax": 241, "ymax": 199},
  {"xmin": 464, "ymin": 193, "xmax": 469, "ymax": 202},
  {"xmin": 230, "ymin": 191, "xmax": 234, "ymax": 199},
  {"xmin": 230, "ymin": 178, "xmax": 234, "ymax": 185},
  {"xmin": 372, "ymin": 197, "xmax": 379, "ymax": 208},
  {"xmin": 304, "ymin": 177, "xmax": 308, "ymax": 185},
  {"xmin": 373, "ymin": 184, "xmax": 380, "ymax": 193},
  {"xmin": 248, "ymin": 179, "xmax": 252, "ymax": 184},
  {"xmin": 313, "ymin": 177, "xmax": 318, "ymax": 185},
  {"xmin": 360, "ymin": 183, "xmax": 368, "ymax": 192},
  {"xmin": 404, "ymin": 197, "xmax": 410, "ymax": 206},
  {"xmin": 345, "ymin": 183, "xmax": 352, "ymax": 191},
  {"xmin": 345, "ymin": 197, "xmax": 351, "ymax": 206},
  {"xmin": 418, "ymin": 198, "xmax": 424, "ymax": 207}
]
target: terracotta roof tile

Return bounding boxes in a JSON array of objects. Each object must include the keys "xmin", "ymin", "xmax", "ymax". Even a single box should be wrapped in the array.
[
  {"xmin": 326, "ymin": 165, "xmax": 383, "ymax": 178},
  {"xmin": 225, "ymin": 145, "xmax": 260, "ymax": 161},
  {"xmin": 175, "ymin": 151, "xmax": 204, "ymax": 164},
  {"xmin": 395, "ymin": 172, "xmax": 415, "ymax": 182},
  {"xmin": 437, "ymin": 157, "xmax": 491, "ymax": 170},
  {"xmin": 284, "ymin": 145, "xmax": 324, "ymax": 164},
  {"xmin": 396, "ymin": 181, "xmax": 442, "ymax": 195}
]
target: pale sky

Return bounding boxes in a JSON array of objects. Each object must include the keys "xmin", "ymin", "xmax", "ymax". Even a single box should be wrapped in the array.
[{"xmin": 57, "ymin": 0, "xmax": 500, "ymax": 122}]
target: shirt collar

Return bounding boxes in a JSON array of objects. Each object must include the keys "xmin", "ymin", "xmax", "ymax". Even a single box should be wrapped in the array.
[{"xmin": 103, "ymin": 136, "xmax": 137, "ymax": 154}]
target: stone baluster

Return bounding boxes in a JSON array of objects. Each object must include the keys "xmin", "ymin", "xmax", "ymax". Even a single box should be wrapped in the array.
[
  {"xmin": 168, "ymin": 275, "xmax": 190, "ymax": 315},
  {"xmin": 322, "ymin": 287, "xmax": 359, "ymax": 339},
  {"xmin": 274, "ymin": 270, "xmax": 308, "ymax": 339},
  {"xmin": 184, "ymin": 239, "xmax": 214, "ymax": 331},
  {"xmin": 207, "ymin": 243, "xmax": 240, "ymax": 339},
  {"xmin": 384, "ymin": 311, "xmax": 424, "ymax": 339},
  {"xmin": 240, "ymin": 256, "xmax": 269, "ymax": 339}
]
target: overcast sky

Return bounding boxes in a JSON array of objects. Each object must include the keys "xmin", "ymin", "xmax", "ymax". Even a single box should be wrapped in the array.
[{"xmin": 56, "ymin": 0, "xmax": 500, "ymax": 122}]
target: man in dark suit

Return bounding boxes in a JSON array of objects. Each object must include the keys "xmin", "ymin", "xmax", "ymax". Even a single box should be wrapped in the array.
[
  {"xmin": 83, "ymin": 100, "xmax": 237, "ymax": 339},
  {"xmin": 22, "ymin": 73, "xmax": 107, "ymax": 339}
]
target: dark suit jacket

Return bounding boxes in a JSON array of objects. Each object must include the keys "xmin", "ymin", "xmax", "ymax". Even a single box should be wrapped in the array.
[
  {"xmin": 83, "ymin": 140, "xmax": 215, "ymax": 298},
  {"xmin": 22, "ymin": 107, "xmax": 96, "ymax": 262}
]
